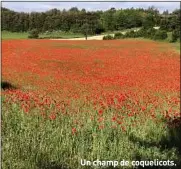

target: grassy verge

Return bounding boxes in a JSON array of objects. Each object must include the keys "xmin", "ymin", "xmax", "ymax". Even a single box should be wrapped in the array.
[
  {"xmin": 1, "ymin": 31, "xmax": 29, "ymax": 39},
  {"xmin": 2, "ymin": 31, "xmax": 84, "ymax": 40}
]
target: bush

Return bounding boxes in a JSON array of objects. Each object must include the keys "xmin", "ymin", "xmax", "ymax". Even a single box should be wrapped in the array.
[
  {"xmin": 124, "ymin": 30, "xmax": 136, "ymax": 38},
  {"xmin": 146, "ymin": 28, "xmax": 156, "ymax": 39},
  {"xmin": 136, "ymin": 28, "xmax": 147, "ymax": 37},
  {"xmin": 28, "ymin": 29, "xmax": 39, "ymax": 39},
  {"xmin": 153, "ymin": 30, "xmax": 168, "ymax": 40},
  {"xmin": 103, "ymin": 35, "xmax": 114, "ymax": 40},
  {"xmin": 170, "ymin": 30, "xmax": 180, "ymax": 43},
  {"xmin": 114, "ymin": 32, "xmax": 124, "ymax": 39}
]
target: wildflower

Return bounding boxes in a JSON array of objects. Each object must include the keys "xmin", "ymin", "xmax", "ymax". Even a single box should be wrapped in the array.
[
  {"xmin": 98, "ymin": 117, "xmax": 104, "ymax": 123},
  {"xmin": 141, "ymin": 106, "xmax": 146, "ymax": 111},
  {"xmin": 72, "ymin": 127, "xmax": 77, "ymax": 135},
  {"xmin": 49, "ymin": 113, "xmax": 56, "ymax": 120},
  {"xmin": 98, "ymin": 109, "xmax": 103, "ymax": 116},
  {"xmin": 112, "ymin": 116, "xmax": 117, "ymax": 122}
]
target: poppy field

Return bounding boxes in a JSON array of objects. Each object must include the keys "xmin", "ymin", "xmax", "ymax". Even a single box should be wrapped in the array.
[{"xmin": 2, "ymin": 39, "xmax": 181, "ymax": 169}]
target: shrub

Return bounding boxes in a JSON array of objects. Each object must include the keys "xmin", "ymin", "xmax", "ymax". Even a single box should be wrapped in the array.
[
  {"xmin": 28, "ymin": 29, "xmax": 39, "ymax": 39},
  {"xmin": 124, "ymin": 30, "xmax": 136, "ymax": 38},
  {"xmin": 136, "ymin": 28, "xmax": 147, "ymax": 37},
  {"xmin": 114, "ymin": 32, "xmax": 124, "ymax": 39},
  {"xmin": 103, "ymin": 35, "xmax": 114, "ymax": 40},
  {"xmin": 153, "ymin": 30, "xmax": 168, "ymax": 40},
  {"xmin": 146, "ymin": 28, "xmax": 156, "ymax": 39},
  {"xmin": 170, "ymin": 30, "xmax": 180, "ymax": 43}
]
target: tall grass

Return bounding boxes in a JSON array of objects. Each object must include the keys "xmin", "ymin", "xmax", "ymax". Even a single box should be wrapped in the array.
[{"xmin": 2, "ymin": 98, "xmax": 181, "ymax": 169}]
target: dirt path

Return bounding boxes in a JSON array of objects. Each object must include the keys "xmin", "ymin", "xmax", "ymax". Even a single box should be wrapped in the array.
[
  {"xmin": 51, "ymin": 34, "xmax": 114, "ymax": 40},
  {"xmin": 50, "ymin": 28, "xmax": 140, "ymax": 41}
]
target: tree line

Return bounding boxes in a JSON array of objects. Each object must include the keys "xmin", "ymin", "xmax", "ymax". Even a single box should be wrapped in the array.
[{"xmin": 1, "ymin": 6, "xmax": 180, "ymax": 35}]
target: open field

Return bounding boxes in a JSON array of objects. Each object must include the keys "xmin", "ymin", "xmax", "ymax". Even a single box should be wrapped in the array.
[
  {"xmin": 1, "ymin": 31, "xmax": 29, "ymax": 39},
  {"xmin": 2, "ymin": 31, "xmax": 180, "ymax": 51},
  {"xmin": 2, "ymin": 39, "xmax": 181, "ymax": 169},
  {"xmin": 51, "ymin": 37, "xmax": 180, "ymax": 53},
  {"xmin": 2, "ymin": 31, "xmax": 84, "ymax": 40}
]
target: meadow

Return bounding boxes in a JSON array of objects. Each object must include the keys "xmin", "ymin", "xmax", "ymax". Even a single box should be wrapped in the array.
[
  {"xmin": 2, "ymin": 39, "xmax": 181, "ymax": 169},
  {"xmin": 2, "ymin": 31, "xmax": 84, "ymax": 40}
]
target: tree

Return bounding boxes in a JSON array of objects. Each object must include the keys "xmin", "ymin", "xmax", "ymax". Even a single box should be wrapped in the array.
[
  {"xmin": 101, "ymin": 9, "xmax": 116, "ymax": 31},
  {"xmin": 170, "ymin": 30, "xmax": 180, "ymax": 42},
  {"xmin": 80, "ymin": 23, "xmax": 90, "ymax": 40},
  {"xmin": 143, "ymin": 13, "xmax": 155, "ymax": 29}
]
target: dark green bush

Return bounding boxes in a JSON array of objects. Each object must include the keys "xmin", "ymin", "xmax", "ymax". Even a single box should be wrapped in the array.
[
  {"xmin": 124, "ymin": 30, "xmax": 136, "ymax": 38},
  {"xmin": 146, "ymin": 28, "xmax": 156, "ymax": 39},
  {"xmin": 94, "ymin": 24, "xmax": 105, "ymax": 34},
  {"xmin": 103, "ymin": 35, "xmax": 114, "ymax": 40},
  {"xmin": 135, "ymin": 28, "xmax": 147, "ymax": 37},
  {"xmin": 28, "ymin": 29, "xmax": 39, "ymax": 39},
  {"xmin": 114, "ymin": 32, "xmax": 124, "ymax": 39},
  {"xmin": 170, "ymin": 30, "xmax": 180, "ymax": 43},
  {"xmin": 153, "ymin": 30, "xmax": 168, "ymax": 40}
]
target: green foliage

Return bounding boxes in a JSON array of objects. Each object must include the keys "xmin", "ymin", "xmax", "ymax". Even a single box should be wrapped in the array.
[
  {"xmin": 1, "ymin": 6, "xmax": 162, "ymax": 34},
  {"xmin": 80, "ymin": 23, "xmax": 91, "ymax": 40},
  {"xmin": 103, "ymin": 34, "xmax": 114, "ymax": 40},
  {"xmin": 113, "ymin": 28, "xmax": 172, "ymax": 43},
  {"xmin": 114, "ymin": 32, "xmax": 124, "ymax": 39},
  {"xmin": 70, "ymin": 24, "xmax": 80, "ymax": 33},
  {"xmin": 94, "ymin": 23, "xmax": 105, "ymax": 34},
  {"xmin": 170, "ymin": 30, "xmax": 180, "ymax": 43},
  {"xmin": 114, "ymin": 28, "xmax": 157, "ymax": 40},
  {"xmin": 2, "ymin": 31, "xmax": 29, "ymax": 39},
  {"xmin": 160, "ymin": 18, "xmax": 169, "ymax": 30},
  {"xmin": 28, "ymin": 29, "xmax": 39, "ymax": 39},
  {"xmin": 101, "ymin": 8, "xmax": 116, "ymax": 31},
  {"xmin": 2, "ymin": 101, "xmax": 181, "ymax": 169},
  {"xmin": 160, "ymin": 9, "xmax": 180, "ymax": 32},
  {"xmin": 2, "ymin": 31, "xmax": 84, "ymax": 40},
  {"xmin": 124, "ymin": 30, "xmax": 137, "ymax": 38},
  {"xmin": 153, "ymin": 30, "xmax": 168, "ymax": 40},
  {"xmin": 1, "ymin": 6, "xmax": 180, "ymax": 42},
  {"xmin": 135, "ymin": 28, "xmax": 147, "ymax": 37},
  {"xmin": 145, "ymin": 28, "xmax": 157, "ymax": 39},
  {"xmin": 143, "ymin": 14, "xmax": 155, "ymax": 29}
]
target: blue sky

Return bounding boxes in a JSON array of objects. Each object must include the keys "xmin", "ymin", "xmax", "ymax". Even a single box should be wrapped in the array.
[{"xmin": 2, "ymin": 1, "xmax": 180, "ymax": 13}]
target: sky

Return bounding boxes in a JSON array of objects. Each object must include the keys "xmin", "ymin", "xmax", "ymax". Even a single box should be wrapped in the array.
[{"xmin": 2, "ymin": 1, "xmax": 180, "ymax": 13}]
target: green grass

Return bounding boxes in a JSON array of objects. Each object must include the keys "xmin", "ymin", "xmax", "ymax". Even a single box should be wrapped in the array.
[
  {"xmin": 2, "ymin": 31, "xmax": 29, "ymax": 39},
  {"xmin": 2, "ymin": 31, "xmax": 84, "ymax": 40},
  {"xmin": 2, "ymin": 97, "xmax": 181, "ymax": 169},
  {"xmin": 171, "ymin": 42, "xmax": 180, "ymax": 52}
]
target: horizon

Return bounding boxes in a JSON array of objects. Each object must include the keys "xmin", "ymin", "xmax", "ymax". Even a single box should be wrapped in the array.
[{"xmin": 2, "ymin": 2, "xmax": 180, "ymax": 13}]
